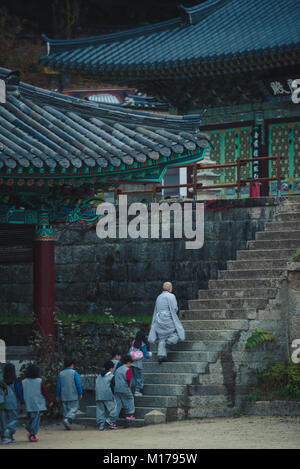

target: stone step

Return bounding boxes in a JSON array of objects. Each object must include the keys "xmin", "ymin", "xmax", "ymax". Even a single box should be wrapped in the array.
[
  {"xmin": 188, "ymin": 298, "xmax": 268, "ymax": 309},
  {"xmin": 187, "ymin": 406, "xmax": 239, "ymax": 419},
  {"xmin": 209, "ymin": 278, "xmax": 279, "ymax": 290},
  {"xmin": 236, "ymin": 248, "xmax": 295, "ymax": 260},
  {"xmin": 218, "ymin": 269, "xmax": 284, "ymax": 279},
  {"xmin": 186, "ymin": 384, "xmax": 228, "ymax": 395},
  {"xmin": 143, "ymin": 373, "xmax": 199, "ymax": 385},
  {"xmin": 75, "ymin": 416, "xmax": 145, "ymax": 427},
  {"xmin": 182, "ymin": 309, "xmax": 256, "ymax": 320},
  {"xmin": 143, "ymin": 384, "xmax": 187, "ymax": 396},
  {"xmin": 184, "ymin": 329, "xmax": 239, "ymax": 341},
  {"xmin": 282, "ymin": 195, "xmax": 300, "ymax": 201},
  {"xmin": 198, "ymin": 288, "xmax": 277, "ymax": 299},
  {"xmin": 150, "ymin": 340, "xmax": 229, "ymax": 352},
  {"xmin": 227, "ymin": 260, "xmax": 287, "ymax": 270},
  {"xmin": 187, "ymin": 384, "xmax": 249, "ymax": 396},
  {"xmin": 150, "ymin": 350, "xmax": 218, "ymax": 362},
  {"xmin": 185, "ymin": 395, "xmax": 229, "ymax": 407},
  {"xmin": 86, "ymin": 405, "xmax": 167, "ymax": 420},
  {"xmin": 181, "ymin": 319, "xmax": 249, "ymax": 330},
  {"xmin": 279, "ymin": 203, "xmax": 300, "ymax": 212},
  {"xmin": 134, "ymin": 395, "xmax": 178, "ymax": 407},
  {"xmin": 256, "ymin": 230, "xmax": 300, "ymax": 240},
  {"xmin": 142, "ymin": 361, "xmax": 208, "ymax": 373},
  {"xmin": 265, "ymin": 221, "xmax": 300, "ymax": 231},
  {"xmin": 248, "ymin": 239, "xmax": 299, "ymax": 249},
  {"xmin": 275, "ymin": 212, "xmax": 300, "ymax": 222}
]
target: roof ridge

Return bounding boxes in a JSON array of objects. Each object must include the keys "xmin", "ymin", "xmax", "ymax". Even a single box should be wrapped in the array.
[
  {"xmin": 179, "ymin": 0, "xmax": 229, "ymax": 26},
  {"xmin": 42, "ymin": 17, "xmax": 181, "ymax": 54},
  {"xmin": 42, "ymin": 1, "xmax": 231, "ymax": 55},
  {"xmin": 13, "ymin": 79, "xmax": 202, "ymax": 130}
]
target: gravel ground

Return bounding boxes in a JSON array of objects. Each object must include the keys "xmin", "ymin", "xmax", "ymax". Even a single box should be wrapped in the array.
[{"xmin": 1, "ymin": 416, "xmax": 300, "ymax": 449}]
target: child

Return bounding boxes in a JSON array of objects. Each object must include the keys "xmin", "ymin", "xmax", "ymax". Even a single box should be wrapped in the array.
[
  {"xmin": 2, "ymin": 363, "xmax": 24, "ymax": 444},
  {"xmin": 22, "ymin": 364, "xmax": 52, "ymax": 442},
  {"xmin": 114, "ymin": 355, "xmax": 135, "ymax": 421},
  {"xmin": 56, "ymin": 357, "xmax": 83, "ymax": 430},
  {"xmin": 129, "ymin": 330, "xmax": 152, "ymax": 397},
  {"xmin": 111, "ymin": 350, "xmax": 122, "ymax": 374},
  {"xmin": 0, "ymin": 363, "xmax": 7, "ymax": 444},
  {"xmin": 95, "ymin": 360, "xmax": 118, "ymax": 431}
]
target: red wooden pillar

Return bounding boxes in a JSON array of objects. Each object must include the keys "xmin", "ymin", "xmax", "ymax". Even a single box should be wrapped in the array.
[{"xmin": 33, "ymin": 208, "xmax": 55, "ymax": 340}]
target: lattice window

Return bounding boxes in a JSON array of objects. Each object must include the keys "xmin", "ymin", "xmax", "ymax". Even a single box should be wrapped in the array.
[
  {"xmin": 269, "ymin": 125, "xmax": 290, "ymax": 179},
  {"xmin": 224, "ymin": 131, "xmax": 236, "ymax": 183},
  {"xmin": 208, "ymin": 132, "xmax": 221, "ymax": 163},
  {"xmin": 206, "ymin": 132, "xmax": 222, "ymax": 181},
  {"xmin": 239, "ymin": 127, "xmax": 252, "ymax": 180}
]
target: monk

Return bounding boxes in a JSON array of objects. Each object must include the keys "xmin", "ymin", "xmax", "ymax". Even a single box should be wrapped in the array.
[{"xmin": 148, "ymin": 282, "xmax": 185, "ymax": 363}]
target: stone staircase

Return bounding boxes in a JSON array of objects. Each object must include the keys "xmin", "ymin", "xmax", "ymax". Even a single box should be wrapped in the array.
[{"xmin": 77, "ymin": 195, "xmax": 300, "ymax": 426}]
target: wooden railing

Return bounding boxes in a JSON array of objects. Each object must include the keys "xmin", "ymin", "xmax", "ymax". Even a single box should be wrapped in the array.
[{"xmin": 102, "ymin": 154, "xmax": 284, "ymax": 201}]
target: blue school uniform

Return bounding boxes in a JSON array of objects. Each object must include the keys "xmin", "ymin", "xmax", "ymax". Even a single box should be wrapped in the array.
[
  {"xmin": 22, "ymin": 378, "xmax": 47, "ymax": 436},
  {"xmin": 95, "ymin": 370, "xmax": 117, "ymax": 429},
  {"xmin": 114, "ymin": 365, "xmax": 135, "ymax": 417},
  {"xmin": 129, "ymin": 341, "xmax": 151, "ymax": 392},
  {"xmin": 56, "ymin": 368, "xmax": 83, "ymax": 423},
  {"xmin": 3, "ymin": 382, "xmax": 24, "ymax": 439}
]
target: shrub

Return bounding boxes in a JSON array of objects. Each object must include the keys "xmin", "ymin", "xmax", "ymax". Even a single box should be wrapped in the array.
[
  {"xmin": 245, "ymin": 330, "xmax": 280, "ymax": 350},
  {"xmin": 291, "ymin": 248, "xmax": 300, "ymax": 262},
  {"xmin": 248, "ymin": 362, "xmax": 300, "ymax": 401},
  {"xmin": 19, "ymin": 309, "xmax": 141, "ymax": 418}
]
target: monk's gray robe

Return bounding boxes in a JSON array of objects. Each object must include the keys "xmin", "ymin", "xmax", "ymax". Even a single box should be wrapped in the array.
[{"xmin": 148, "ymin": 291, "xmax": 185, "ymax": 357}]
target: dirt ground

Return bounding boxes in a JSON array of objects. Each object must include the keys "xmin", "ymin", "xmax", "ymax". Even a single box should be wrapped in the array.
[{"xmin": 1, "ymin": 416, "xmax": 300, "ymax": 449}]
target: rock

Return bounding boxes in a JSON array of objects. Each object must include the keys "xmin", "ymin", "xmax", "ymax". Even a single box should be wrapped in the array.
[{"xmin": 144, "ymin": 410, "xmax": 166, "ymax": 426}]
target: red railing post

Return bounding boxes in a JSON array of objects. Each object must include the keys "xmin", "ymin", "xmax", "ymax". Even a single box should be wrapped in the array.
[
  {"xmin": 237, "ymin": 157, "xmax": 241, "ymax": 198},
  {"xmin": 276, "ymin": 153, "xmax": 282, "ymax": 197},
  {"xmin": 193, "ymin": 163, "xmax": 198, "ymax": 200},
  {"xmin": 152, "ymin": 183, "xmax": 157, "ymax": 201}
]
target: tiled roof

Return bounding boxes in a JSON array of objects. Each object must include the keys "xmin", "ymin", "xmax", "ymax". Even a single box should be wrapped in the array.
[
  {"xmin": 40, "ymin": 0, "xmax": 300, "ymax": 79},
  {"xmin": 0, "ymin": 68, "xmax": 209, "ymax": 178},
  {"xmin": 62, "ymin": 89, "xmax": 169, "ymax": 110}
]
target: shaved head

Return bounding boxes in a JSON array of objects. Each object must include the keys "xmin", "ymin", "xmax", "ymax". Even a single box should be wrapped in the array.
[{"xmin": 163, "ymin": 281, "xmax": 173, "ymax": 292}]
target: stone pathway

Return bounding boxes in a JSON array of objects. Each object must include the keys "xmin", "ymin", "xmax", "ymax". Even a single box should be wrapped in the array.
[{"xmin": 2, "ymin": 416, "xmax": 300, "ymax": 449}]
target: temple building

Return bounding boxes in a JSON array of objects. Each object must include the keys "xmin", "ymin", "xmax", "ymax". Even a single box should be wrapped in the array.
[
  {"xmin": 0, "ymin": 66, "xmax": 209, "ymax": 335},
  {"xmin": 40, "ymin": 0, "xmax": 300, "ymax": 198}
]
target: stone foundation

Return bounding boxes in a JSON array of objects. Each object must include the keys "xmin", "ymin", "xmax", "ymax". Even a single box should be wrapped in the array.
[{"xmin": 0, "ymin": 198, "xmax": 278, "ymax": 319}]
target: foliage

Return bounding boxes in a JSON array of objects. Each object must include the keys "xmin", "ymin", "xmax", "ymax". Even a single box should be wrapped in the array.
[
  {"xmin": 245, "ymin": 330, "xmax": 280, "ymax": 350},
  {"xmin": 19, "ymin": 309, "xmax": 143, "ymax": 418},
  {"xmin": 0, "ymin": 312, "xmax": 152, "ymax": 325},
  {"xmin": 247, "ymin": 362, "xmax": 300, "ymax": 402},
  {"xmin": 0, "ymin": 8, "xmax": 48, "ymax": 88},
  {"xmin": 291, "ymin": 248, "xmax": 300, "ymax": 262}
]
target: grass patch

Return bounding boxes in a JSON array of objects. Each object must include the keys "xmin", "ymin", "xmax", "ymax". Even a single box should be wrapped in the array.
[
  {"xmin": 0, "ymin": 313, "xmax": 152, "ymax": 325},
  {"xmin": 291, "ymin": 248, "xmax": 300, "ymax": 262},
  {"xmin": 56, "ymin": 313, "xmax": 152, "ymax": 325},
  {"xmin": 0, "ymin": 314, "xmax": 32, "ymax": 325}
]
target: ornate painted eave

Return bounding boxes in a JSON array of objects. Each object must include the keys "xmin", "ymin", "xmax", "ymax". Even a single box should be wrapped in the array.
[
  {"xmin": 0, "ymin": 67, "xmax": 209, "ymax": 189},
  {"xmin": 40, "ymin": 0, "xmax": 300, "ymax": 80}
]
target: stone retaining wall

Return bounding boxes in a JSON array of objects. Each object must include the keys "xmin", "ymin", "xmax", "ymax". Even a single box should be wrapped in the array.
[{"xmin": 0, "ymin": 198, "xmax": 278, "ymax": 319}]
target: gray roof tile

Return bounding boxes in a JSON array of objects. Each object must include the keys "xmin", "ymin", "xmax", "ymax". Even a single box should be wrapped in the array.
[
  {"xmin": 0, "ymin": 67, "xmax": 209, "ymax": 173},
  {"xmin": 40, "ymin": 0, "xmax": 300, "ymax": 77}
]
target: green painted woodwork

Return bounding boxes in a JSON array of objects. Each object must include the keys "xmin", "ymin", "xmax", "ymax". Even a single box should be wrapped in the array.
[
  {"xmin": 268, "ymin": 121, "xmax": 300, "ymax": 195},
  {"xmin": 34, "ymin": 209, "xmax": 55, "ymax": 242}
]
